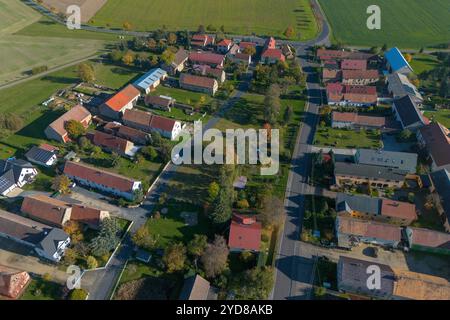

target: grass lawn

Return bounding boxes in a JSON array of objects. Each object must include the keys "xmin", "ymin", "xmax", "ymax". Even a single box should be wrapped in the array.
[
  {"xmin": 314, "ymin": 127, "xmax": 381, "ymax": 149},
  {"xmin": 319, "ymin": 0, "xmax": 450, "ymax": 48},
  {"xmin": 20, "ymin": 278, "xmax": 63, "ymax": 300},
  {"xmin": 90, "ymin": 0, "xmax": 319, "ymax": 40},
  {"xmin": 423, "ymin": 109, "xmax": 450, "ymax": 129},
  {"xmin": 143, "ymin": 106, "xmax": 209, "ymax": 123},
  {"xmin": 410, "ymin": 53, "xmax": 440, "ymax": 75},
  {"xmin": 145, "ymin": 201, "xmax": 211, "ymax": 248},
  {"xmin": 119, "ymin": 261, "xmax": 163, "ymax": 285},
  {"xmin": 150, "ymin": 86, "xmax": 213, "ymax": 106}
]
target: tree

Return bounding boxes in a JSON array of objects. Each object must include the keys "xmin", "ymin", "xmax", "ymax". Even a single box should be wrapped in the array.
[
  {"xmin": 132, "ymin": 225, "xmax": 158, "ymax": 250},
  {"xmin": 283, "ymin": 106, "xmax": 293, "ymax": 125},
  {"xmin": 260, "ymin": 195, "xmax": 285, "ymax": 228},
  {"xmin": 86, "ymin": 256, "xmax": 98, "ymax": 269},
  {"xmin": 207, "ymin": 181, "xmax": 220, "ymax": 202},
  {"xmin": 65, "ymin": 120, "xmax": 86, "ymax": 140},
  {"xmin": 404, "ymin": 53, "xmax": 413, "ymax": 63},
  {"xmin": 64, "ymin": 248, "xmax": 77, "ymax": 265},
  {"xmin": 160, "ymin": 48, "xmax": 175, "ymax": 65},
  {"xmin": 231, "ymin": 267, "xmax": 274, "ymax": 299},
  {"xmin": 283, "ymin": 26, "xmax": 295, "ymax": 39},
  {"xmin": 201, "ymin": 235, "xmax": 229, "ymax": 278},
  {"xmin": 167, "ymin": 32, "xmax": 177, "ymax": 45},
  {"xmin": 123, "ymin": 21, "xmax": 132, "ymax": 31},
  {"xmin": 69, "ymin": 289, "xmax": 88, "ymax": 300},
  {"xmin": 243, "ymin": 46, "xmax": 256, "ymax": 56},
  {"xmin": 77, "ymin": 63, "xmax": 95, "ymax": 83},
  {"xmin": 111, "ymin": 152, "xmax": 121, "ymax": 168},
  {"xmin": 52, "ymin": 175, "xmax": 71, "ymax": 194},
  {"xmin": 109, "ymin": 49, "xmax": 124, "ymax": 63},
  {"xmin": 197, "ymin": 25, "xmax": 206, "ymax": 34},
  {"xmin": 439, "ymin": 77, "xmax": 449, "ymax": 98},
  {"xmin": 187, "ymin": 234, "xmax": 208, "ymax": 268},
  {"xmin": 163, "ymin": 242, "xmax": 186, "ymax": 273},
  {"xmin": 141, "ymin": 145, "xmax": 158, "ymax": 161},
  {"xmin": 89, "ymin": 218, "xmax": 121, "ymax": 257},
  {"xmin": 122, "ymin": 50, "xmax": 135, "ymax": 66},
  {"xmin": 399, "ymin": 129, "xmax": 412, "ymax": 141},
  {"xmin": 210, "ymin": 188, "xmax": 233, "ymax": 224},
  {"xmin": 64, "ymin": 221, "xmax": 82, "ymax": 236},
  {"xmin": 381, "ymin": 44, "xmax": 388, "ymax": 52},
  {"xmin": 0, "ymin": 113, "xmax": 23, "ymax": 131},
  {"xmin": 159, "ymin": 141, "xmax": 172, "ymax": 163},
  {"xmin": 264, "ymin": 84, "xmax": 281, "ymax": 125},
  {"xmin": 236, "ymin": 199, "xmax": 250, "ymax": 209}
]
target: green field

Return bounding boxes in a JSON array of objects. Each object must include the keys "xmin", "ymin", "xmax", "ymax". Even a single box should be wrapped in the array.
[
  {"xmin": 0, "ymin": 0, "xmax": 108, "ymax": 85},
  {"xmin": 409, "ymin": 53, "xmax": 439, "ymax": 75},
  {"xmin": 424, "ymin": 109, "xmax": 450, "ymax": 129},
  {"xmin": 319, "ymin": 0, "xmax": 450, "ymax": 48},
  {"xmin": 314, "ymin": 127, "xmax": 381, "ymax": 149},
  {"xmin": 91, "ymin": 0, "xmax": 319, "ymax": 40}
]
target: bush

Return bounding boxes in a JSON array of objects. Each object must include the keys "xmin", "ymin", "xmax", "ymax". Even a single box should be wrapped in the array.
[
  {"xmin": 69, "ymin": 289, "xmax": 88, "ymax": 300},
  {"xmin": 86, "ymin": 256, "xmax": 98, "ymax": 269},
  {"xmin": 236, "ymin": 199, "xmax": 250, "ymax": 209}
]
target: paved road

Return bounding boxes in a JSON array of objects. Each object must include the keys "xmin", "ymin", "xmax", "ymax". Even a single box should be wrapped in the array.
[{"xmin": 85, "ymin": 72, "xmax": 252, "ymax": 300}]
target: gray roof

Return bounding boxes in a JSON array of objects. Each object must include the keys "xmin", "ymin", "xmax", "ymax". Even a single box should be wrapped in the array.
[
  {"xmin": 335, "ymin": 162, "xmax": 408, "ymax": 182},
  {"xmin": 336, "ymin": 193, "xmax": 381, "ymax": 215},
  {"xmin": 0, "ymin": 158, "xmax": 35, "ymax": 193},
  {"xmin": 430, "ymin": 169, "xmax": 450, "ymax": 224},
  {"xmin": 338, "ymin": 256, "xmax": 396, "ymax": 297},
  {"xmin": 133, "ymin": 68, "xmax": 167, "ymax": 90},
  {"xmin": 0, "ymin": 209, "xmax": 50, "ymax": 245},
  {"xmin": 179, "ymin": 275, "xmax": 211, "ymax": 300},
  {"xmin": 387, "ymin": 73, "xmax": 422, "ymax": 102},
  {"xmin": 393, "ymin": 95, "xmax": 425, "ymax": 128},
  {"xmin": 25, "ymin": 146, "xmax": 56, "ymax": 165},
  {"xmin": 36, "ymin": 228, "xmax": 69, "ymax": 258},
  {"xmin": 356, "ymin": 149, "xmax": 418, "ymax": 173},
  {"xmin": 171, "ymin": 48, "xmax": 189, "ymax": 67}
]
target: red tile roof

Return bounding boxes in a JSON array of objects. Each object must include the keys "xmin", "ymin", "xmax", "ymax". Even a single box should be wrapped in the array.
[
  {"xmin": 338, "ymin": 216, "xmax": 402, "ymax": 241},
  {"xmin": 342, "ymin": 69, "xmax": 379, "ymax": 80},
  {"xmin": 71, "ymin": 205, "xmax": 105, "ymax": 228},
  {"xmin": 381, "ymin": 199, "xmax": 417, "ymax": 221},
  {"xmin": 0, "ymin": 266, "xmax": 30, "ymax": 299},
  {"xmin": 180, "ymin": 73, "xmax": 217, "ymax": 89},
  {"xmin": 117, "ymin": 125, "xmax": 148, "ymax": 142},
  {"xmin": 332, "ymin": 112, "xmax": 387, "ymax": 127},
  {"xmin": 217, "ymin": 39, "xmax": 232, "ymax": 47},
  {"xmin": 411, "ymin": 227, "xmax": 450, "ymax": 249},
  {"xmin": 47, "ymin": 105, "xmax": 91, "ymax": 137},
  {"xmin": 122, "ymin": 109, "xmax": 178, "ymax": 132},
  {"xmin": 21, "ymin": 194, "xmax": 70, "ymax": 227},
  {"xmin": 228, "ymin": 214, "xmax": 261, "ymax": 251},
  {"xmin": 327, "ymin": 84, "xmax": 378, "ymax": 104},
  {"xmin": 64, "ymin": 161, "xmax": 138, "ymax": 193},
  {"xmin": 261, "ymin": 48, "xmax": 285, "ymax": 61},
  {"xmin": 104, "ymin": 84, "xmax": 140, "ymax": 112},
  {"xmin": 92, "ymin": 130, "xmax": 132, "ymax": 154},
  {"xmin": 239, "ymin": 41, "xmax": 257, "ymax": 50},
  {"xmin": 341, "ymin": 59, "xmax": 367, "ymax": 70},
  {"xmin": 189, "ymin": 52, "xmax": 225, "ymax": 66}
]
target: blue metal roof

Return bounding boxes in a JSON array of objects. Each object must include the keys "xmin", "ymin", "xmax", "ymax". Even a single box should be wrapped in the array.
[
  {"xmin": 133, "ymin": 68, "xmax": 167, "ymax": 90},
  {"xmin": 385, "ymin": 47, "xmax": 412, "ymax": 72}
]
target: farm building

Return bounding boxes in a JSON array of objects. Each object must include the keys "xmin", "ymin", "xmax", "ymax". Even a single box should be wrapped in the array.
[
  {"xmin": 164, "ymin": 48, "xmax": 189, "ymax": 75},
  {"xmin": 179, "ymin": 73, "xmax": 218, "ymax": 96},
  {"xmin": 45, "ymin": 105, "xmax": 92, "ymax": 143},
  {"xmin": 342, "ymin": 69, "xmax": 378, "ymax": 85},
  {"xmin": 145, "ymin": 95, "xmax": 176, "ymax": 111},
  {"xmin": 392, "ymin": 96, "xmax": 427, "ymax": 131},
  {"xmin": 133, "ymin": 68, "xmax": 168, "ymax": 94},
  {"xmin": 417, "ymin": 122, "xmax": 450, "ymax": 172},
  {"xmin": 387, "ymin": 73, "xmax": 423, "ymax": 105},
  {"xmin": 90, "ymin": 131, "xmax": 138, "ymax": 157},
  {"xmin": 385, "ymin": 47, "xmax": 413, "ymax": 75},
  {"xmin": 99, "ymin": 84, "xmax": 140, "ymax": 120},
  {"xmin": 122, "ymin": 109, "xmax": 182, "ymax": 140},
  {"xmin": 188, "ymin": 52, "xmax": 225, "ymax": 68}
]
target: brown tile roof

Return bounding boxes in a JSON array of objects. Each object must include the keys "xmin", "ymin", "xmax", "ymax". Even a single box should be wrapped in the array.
[
  {"xmin": 341, "ymin": 59, "xmax": 367, "ymax": 70},
  {"xmin": 327, "ymin": 84, "xmax": 378, "ymax": 104},
  {"xmin": 47, "ymin": 105, "xmax": 91, "ymax": 137},
  {"xmin": 180, "ymin": 73, "xmax": 217, "ymax": 89},
  {"xmin": 123, "ymin": 109, "xmax": 178, "ymax": 132},
  {"xmin": 64, "ymin": 161, "xmax": 138, "ymax": 193},
  {"xmin": 381, "ymin": 199, "xmax": 417, "ymax": 221},
  {"xmin": 70, "ymin": 205, "xmax": 105, "ymax": 228},
  {"xmin": 92, "ymin": 130, "xmax": 132, "ymax": 154},
  {"xmin": 418, "ymin": 122, "xmax": 450, "ymax": 167},
  {"xmin": 393, "ymin": 270, "xmax": 450, "ymax": 300},
  {"xmin": 117, "ymin": 125, "xmax": 148, "ymax": 142},
  {"xmin": 21, "ymin": 194, "xmax": 70, "ymax": 227},
  {"xmin": 332, "ymin": 112, "xmax": 358, "ymax": 123},
  {"xmin": 317, "ymin": 49, "xmax": 375, "ymax": 61},
  {"xmin": 261, "ymin": 48, "xmax": 285, "ymax": 60},
  {"xmin": 0, "ymin": 266, "xmax": 31, "ymax": 299},
  {"xmin": 179, "ymin": 275, "xmax": 211, "ymax": 300},
  {"xmin": 172, "ymin": 48, "xmax": 189, "ymax": 66},
  {"xmin": 323, "ymin": 68, "xmax": 340, "ymax": 80},
  {"xmin": 0, "ymin": 209, "xmax": 48, "ymax": 245},
  {"xmin": 145, "ymin": 95, "xmax": 173, "ymax": 107},
  {"xmin": 410, "ymin": 227, "xmax": 450, "ymax": 249},
  {"xmin": 337, "ymin": 216, "xmax": 402, "ymax": 241},
  {"xmin": 342, "ymin": 69, "xmax": 379, "ymax": 80},
  {"xmin": 104, "ymin": 84, "xmax": 140, "ymax": 112},
  {"xmin": 189, "ymin": 52, "xmax": 225, "ymax": 65}
]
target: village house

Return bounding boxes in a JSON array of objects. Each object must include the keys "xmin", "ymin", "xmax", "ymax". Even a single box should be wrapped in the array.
[
  {"xmin": 104, "ymin": 122, "xmax": 150, "ymax": 146},
  {"xmin": 0, "ymin": 266, "xmax": 31, "ymax": 299},
  {"xmin": 0, "ymin": 209, "xmax": 70, "ymax": 262},
  {"xmin": 99, "ymin": 84, "xmax": 140, "ymax": 120},
  {"xmin": 192, "ymin": 64, "xmax": 226, "ymax": 83},
  {"xmin": 216, "ymin": 39, "xmax": 233, "ymax": 54},
  {"xmin": 133, "ymin": 68, "xmax": 168, "ymax": 94},
  {"xmin": 25, "ymin": 145, "xmax": 57, "ymax": 167},
  {"xmin": 355, "ymin": 149, "xmax": 418, "ymax": 174},
  {"xmin": 90, "ymin": 130, "xmax": 138, "ymax": 157},
  {"xmin": 317, "ymin": 49, "xmax": 375, "ymax": 62},
  {"xmin": 336, "ymin": 193, "xmax": 417, "ymax": 225},
  {"xmin": 179, "ymin": 73, "xmax": 219, "ymax": 96},
  {"xmin": 163, "ymin": 48, "xmax": 189, "ymax": 75},
  {"xmin": 179, "ymin": 274, "xmax": 218, "ymax": 300},
  {"xmin": 0, "ymin": 158, "xmax": 38, "ymax": 197},
  {"xmin": 334, "ymin": 162, "xmax": 408, "ymax": 189},
  {"xmin": 238, "ymin": 41, "xmax": 257, "ymax": 52},
  {"xmin": 417, "ymin": 122, "xmax": 450, "ymax": 172},
  {"xmin": 326, "ymin": 83, "xmax": 378, "ymax": 107},
  {"xmin": 21, "ymin": 194, "xmax": 110, "ymax": 230},
  {"xmin": 337, "ymin": 256, "xmax": 450, "ymax": 300},
  {"xmin": 145, "ymin": 95, "xmax": 176, "ymax": 111},
  {"xmin": 260, "ymin": 37, "xmax": 285, "ymax": 64},
  {"xmin": 392, "ymin": 95, "xmax": 427, "ymax": 132},
  {"xmin": 122, "ymin": 109, "xmax": 182, "ymax": 140},
  {"xmin": 322, "ymin": 68, "xmax": 341, "ymax": 83},
  {"xmin": 228, "ymin": 214, "xmax": 261, "ymax": 252},
  {"xmin": 63, "ymin": 161, "xmax": 142, "ymax": 201},
  {"xmin": 387, "ymin": 72, "xmax": 423, "ymax": 105},
  {"xmin": 191, "ymin": 34, "xmax": 215, "ymax": 48},
  {"xmin": 45, "ymin": 105, "xmax": 92, "ymax": 143},
  {"xmin": 385, "ymin": 47, "xmax": 413, "ymax": 75},
  {"xmin": 429, "ymin": 169, "xmax": 450, "ymax": 232},
  {"xmin": 188, "ymin": 52, "xmax": 225, "ymax": 68},
  {"xmin": 342, "ymin": 69, "xmax": 379, "ymax": 85},
  {"xmin": 331, "ymin": 112, "xmax": 391, "ymax": 130},
  {"xmin": 341, "ymin": 59, "xmax": 367, "ymax": 70},
  {"xmin": 227, "ymin": 52, "xmax": 252, "ymax": 66}
]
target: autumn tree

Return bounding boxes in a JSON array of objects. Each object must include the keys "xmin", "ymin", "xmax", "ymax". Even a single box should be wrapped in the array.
[
  {"xmin": 200, "ymin": 235, "xmax": 229, "ymax": 278},
  {"xmin": 207, "ymin": 181, "xmax": 220, "ymax": 203},
  {"xmin": 167, "ymin": 32, "xmax": 177, "ymax": 45},
  {"xmin": 78, "ymin": 63, "xmax": 95, "ymax": 83},
  {"xmin": 163, "ymin": 242, "xmax": 187, "ymax": 273},
  {"xmin": 86, "ymin": 256, "xmax": 98, "ymax": 269},
  {"xmin": 52, "ymin": 175, "xmax": 72, "ymax": 194},
  {"xmin": 64, "ymin": 248, "xmax": 77, "ymax": 265},
  {"xmin": 160, "ymin": 48, "xmax": 175, "ymax": 65},
  {"xmin": 230, "ymin": 267, "xmax": 274, "ymax": 299},
  {"xmin": 132, "ymin": 225, "xmax": 158, "ymax": 250},
  {"xmin": 404, "ymin": 53, "xmax": 413, "ymax": 62},
  {"xmin": 65, "ymin": 120, "xmax": 86, "ymax": 140},
  {"xmin": 122, "ymin": 50, "xmax": 135, "ymax": 66},
  {"xmin": 264, "ymin": 84, "xmax": 281, "ymax": 125},
  {"xmin": 187, "ymin": 234, "xmax": 208, "ymax": 268},
  {"xmin": 283, "ymin": 26, "xmax": 295, "ymax": 39},
  {"xmin": 123, "ymin": 21, "xmax": 132, "ymax": 31},
  {"xmin": 243, "ymin": 46, "xmax": 256, "ymax": 56},
  {"xmin": 260, "ymin": 195, "xmax": 285, "ymax": 228}
]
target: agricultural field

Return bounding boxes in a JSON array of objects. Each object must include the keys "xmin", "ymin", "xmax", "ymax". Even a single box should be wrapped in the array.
[
  {"xmin": 319, "ymin": 0, "xmax": 450, "ymax": 48},
  {"xmin": 0, "ymin": 0, "xmax": 107, "ymax": 85},
  {"xmin": 90, "ymin": 0, "xmax": 319, "ymax": 40}
]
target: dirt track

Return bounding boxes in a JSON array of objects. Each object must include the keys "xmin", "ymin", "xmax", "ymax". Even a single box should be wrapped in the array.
[{"xmin": 41, "ymin": 0, "xmax": 107, "ymax": 22}]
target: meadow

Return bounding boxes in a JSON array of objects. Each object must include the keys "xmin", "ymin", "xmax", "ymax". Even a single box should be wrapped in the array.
[
  {"xmin": 319, "ymin": 0, "xmax": 450, "ymax": 48},
  {"xmin": 90, "ymin": 0, "xmax": 319, "ymax": 40}
]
